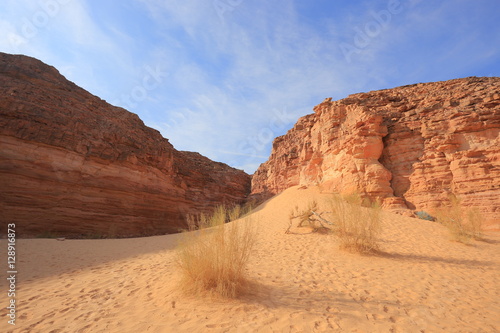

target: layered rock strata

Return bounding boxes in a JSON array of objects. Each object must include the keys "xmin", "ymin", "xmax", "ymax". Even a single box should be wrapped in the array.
[
  {"xmin": 252, "ymin": 77, "xmax": 500, "ymax": 226},
  {"xmin": 0, "ymin": 53, "xmax": 250, "ymax": 237}
]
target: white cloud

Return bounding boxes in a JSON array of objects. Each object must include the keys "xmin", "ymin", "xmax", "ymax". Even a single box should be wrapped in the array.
[
  {"xmin": 1, "ymin": 0, "xmax": 498, "ymax": 173},
  {"xmin": 132, "ymin": 0, "xmax": 374, "ymax": 172}
]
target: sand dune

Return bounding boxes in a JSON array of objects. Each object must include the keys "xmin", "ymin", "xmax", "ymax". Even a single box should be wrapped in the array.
[{"xmin": 1, "ymin": 186, "xmax": 499, "ymax": 332}]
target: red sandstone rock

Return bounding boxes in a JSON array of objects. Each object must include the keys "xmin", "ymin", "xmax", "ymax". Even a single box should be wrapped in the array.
[
  {"xmin": 0, "ymin": 53, "xmax": 250, "ymax": 237},
  {"xmin": 251, "ymin": 77, "xmax": 500, "ymax": 227}
]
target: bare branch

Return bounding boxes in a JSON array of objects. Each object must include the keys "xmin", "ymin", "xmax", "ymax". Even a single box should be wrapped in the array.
[
  {"xmin": 286, "ymin": 207, "xmax": 336, "ymax": 234},
  {"xmin": 311, "ymin": 211, "xmax": 335, "ymax": 226}
]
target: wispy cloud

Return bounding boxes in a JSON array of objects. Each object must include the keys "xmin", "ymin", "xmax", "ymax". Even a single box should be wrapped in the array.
[
  {"xmin": 1, "ymin": 0, "xmax": 498, "ymax": 173},
  {"xmin": 135, "ymin": 0, "xmax": 338, "ymax": 169}
]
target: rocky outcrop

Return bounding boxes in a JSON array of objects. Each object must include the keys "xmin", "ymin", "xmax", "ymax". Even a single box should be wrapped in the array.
[
  {"xmin": 0, "ymin": 53, "xmax": 250, "ymax": 237},
  {"xmin": 252, "ymin": 77, "xmax": 500, "ymax": 227}
]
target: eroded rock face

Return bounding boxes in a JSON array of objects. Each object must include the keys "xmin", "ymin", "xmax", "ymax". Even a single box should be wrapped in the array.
[
  {"xmin": 0, "ymin": 53, "xmax": 250, "ymax": 237},
  {"xmin": 252, "ymin": 77, "xmax": 500, "ymax": 226}
]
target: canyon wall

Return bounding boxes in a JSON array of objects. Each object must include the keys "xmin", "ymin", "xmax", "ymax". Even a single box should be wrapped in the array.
[
  {"xmin": 252, "ymin": 77, "xmax": 500, "ymax": 227},
  {"xmin": 0, "ymin": 53, "xmax": 250, "ymax": 237}
]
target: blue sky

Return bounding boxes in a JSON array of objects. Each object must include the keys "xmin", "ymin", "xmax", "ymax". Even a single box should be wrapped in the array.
[{"xmin": 1, "ymin": 0, "xmax": 499, "ymax": 173}]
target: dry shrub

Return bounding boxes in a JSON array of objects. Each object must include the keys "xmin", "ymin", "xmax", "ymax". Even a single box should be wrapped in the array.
[
  {"xmin": 287, "ymin": 201, "xmax": 333, "ymax": 234},
  {"xmin": 240, "ymin": 200, "xmax": 257, "ymax": 217},
  {"xmin": 228, "ymin": 204, "xmax": 242, "ymax": 222},
  {"xmin": 176, "ymin": 205, "xmax": 256, "ymax": 298},
  {"xmin": 329, "ymin": 193, "xmax": 382, "ymax": 254},
  {"xmin": 435, "ymin": 195, "xmax": 483, "ymax": 244},
  {"xmin": 289, "ymin": 201, "xmax": 317, "ymax": 227}
]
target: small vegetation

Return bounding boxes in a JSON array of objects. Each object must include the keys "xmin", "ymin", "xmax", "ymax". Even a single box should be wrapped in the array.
[
  {"xmin": 176, "ymin": 205, "xmax": 256, "ymax": 298},
  {"xmin": 330, "ymin": 193, "xmax": 382, "ymax": 254},
  {"xmin": 239, "ymin": 199, "xmax": 257, "ymax": 218},
  {"xmin": 287, "ymin": 193, "xmax": 382, "ymax": 254},
  {"xmin": 435, "ymin": 195, "xmax": 483, "ymax": 244},
  {"xmin": 287, "ymin": 201, "xmax": 334, "ymax": 234}
]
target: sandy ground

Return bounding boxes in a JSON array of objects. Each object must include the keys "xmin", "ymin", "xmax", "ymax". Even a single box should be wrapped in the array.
[{"xmin": 1, "ymin": 186, "xmax": 499, "ymax": 332}]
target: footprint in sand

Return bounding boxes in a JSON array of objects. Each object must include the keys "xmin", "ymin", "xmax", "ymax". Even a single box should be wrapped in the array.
[
  {"xmin": 299, "ymin": 290, "xmax": 311, "ymax": 296},
  {"xmin": 128, "ymin": 288, "xmax": 139, "ymax": 296},
  {"xmin": 77, "ymin": 324, "xmax": 92, "ymax": 333},
  {"xmin": 326, "ymin": 306, "xmax": 340, "ymax": 314},
  {"xmin": 75, "ymin": 312, "xmax": 93, "ymax": 321}
]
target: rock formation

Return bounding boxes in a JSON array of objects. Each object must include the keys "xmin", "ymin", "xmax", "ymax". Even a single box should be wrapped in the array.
[
  {"xmin": 0, "ymin": 53, "xmax": 250, "ymax": 237},
  {"xmin": 252, "ymin": 77, "xmax": 500, "ymax": 227}
]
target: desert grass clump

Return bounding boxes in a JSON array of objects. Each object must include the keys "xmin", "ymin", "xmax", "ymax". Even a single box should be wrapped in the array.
[
  {"xmin": 329, "ymin": 193, "xmax": 382, "ymax": 254},
  {"xmin": 435, "ymin": 195, "xmax": 483, "ymax": 243},
  {"xmin": 240, "ymin": 199, "xmax": 257, "ymax": 217},
  {"xmin": 176, "ymin": 205, "xmax": 256, "ymax": 299}
]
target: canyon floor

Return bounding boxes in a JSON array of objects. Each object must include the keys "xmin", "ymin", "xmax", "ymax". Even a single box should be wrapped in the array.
[{"xmin": 1, "ymin": 186, "xmax": 499, "ymax": 333}]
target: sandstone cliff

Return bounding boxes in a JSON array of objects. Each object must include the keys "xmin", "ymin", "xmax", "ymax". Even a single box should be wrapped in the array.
[
  {"xmin": 0, "ymin": 53, "xmax": 250, "ymax": 237},
  {"xmin": 252, "ymin": 77, "xmax": 500, "ymax": 227}
]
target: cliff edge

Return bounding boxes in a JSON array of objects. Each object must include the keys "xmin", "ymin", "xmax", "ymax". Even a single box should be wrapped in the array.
[
  {"xmin": 0, "ymin": 53, "xmax": 251, "ymax": 237},
  {"xmin": 252, "ymin": 77, "xmax": 499, "ymax": 227}
]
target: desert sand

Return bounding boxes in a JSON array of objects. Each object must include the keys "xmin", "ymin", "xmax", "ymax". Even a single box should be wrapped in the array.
[{"xmin": 1, "ymin": 186, "xmax": 499, "ymax": 332}]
